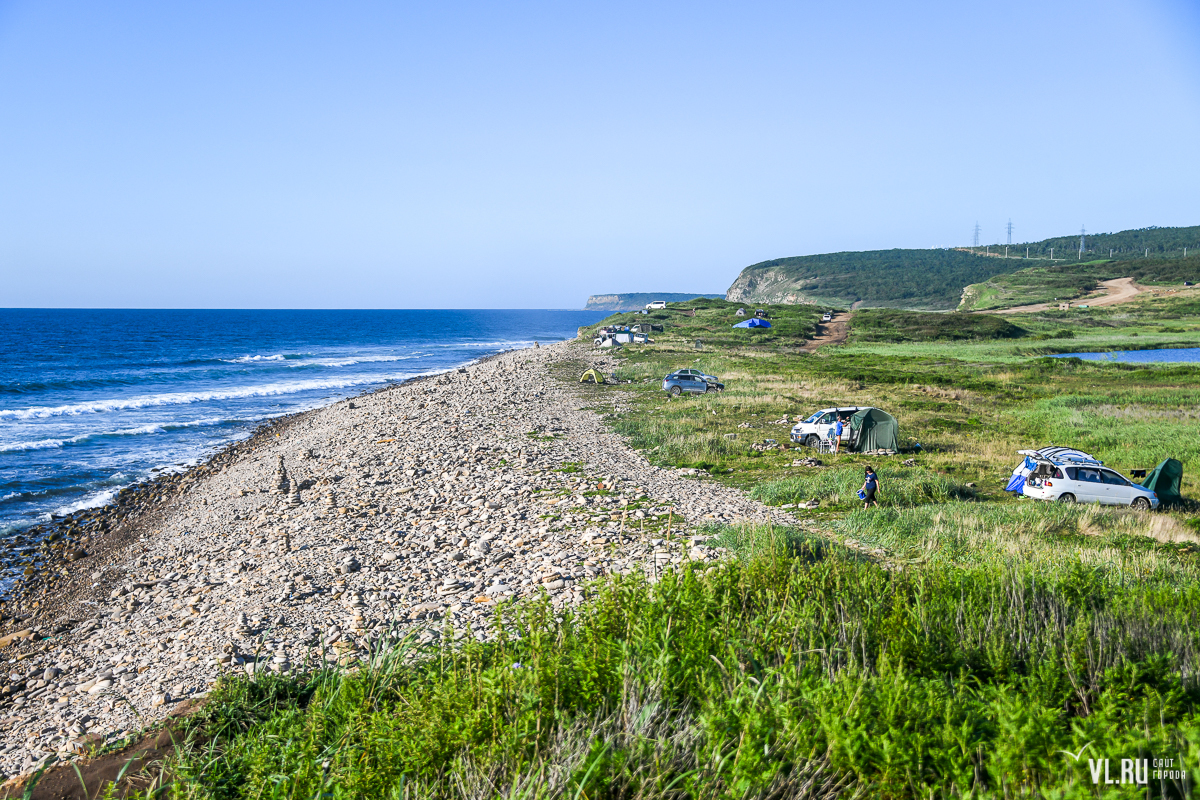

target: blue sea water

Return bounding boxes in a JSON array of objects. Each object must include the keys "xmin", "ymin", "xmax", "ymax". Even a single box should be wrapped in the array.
[
  {"xmin": 1051, "ymin": 347, "xmax": 1200, "ymax": 364},
  {"xmin": 0, "ymin": 309, "xmax": 605, "ymax": 536}
]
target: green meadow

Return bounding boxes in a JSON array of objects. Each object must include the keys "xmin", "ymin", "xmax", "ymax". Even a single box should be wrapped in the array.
[{"xmin": 99, "ymin": 291, "xmax": 1200, "ymax": 799}]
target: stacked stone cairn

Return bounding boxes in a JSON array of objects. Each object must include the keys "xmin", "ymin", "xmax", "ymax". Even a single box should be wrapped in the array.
[
  {"xmin": 271, "ymin": 455, "xmax": 289, "ymax": 495},
  {"xmin": 287, "ymin": 478, "xmax": 303, "ymax": 508}
]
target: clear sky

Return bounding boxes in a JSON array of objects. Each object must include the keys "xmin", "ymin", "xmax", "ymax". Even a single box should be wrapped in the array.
[{"xmin": 1, "ymin": 0, "xmax": 1197, "ymax": 309}]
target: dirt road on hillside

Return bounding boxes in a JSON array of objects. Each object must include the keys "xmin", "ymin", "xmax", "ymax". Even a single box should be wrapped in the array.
[
  {"xmin": 990, "ymin": 277, "xmax": 1143, "ymax": 314},
  {"xmin": 802, "ymin": 312, "xmax": 850, "ymax": 352}
]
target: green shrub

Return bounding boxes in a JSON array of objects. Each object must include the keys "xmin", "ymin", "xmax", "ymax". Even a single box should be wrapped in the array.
[{"xmin": 161, "ymin": 532, "xmax": 1200, "ymax": 799}]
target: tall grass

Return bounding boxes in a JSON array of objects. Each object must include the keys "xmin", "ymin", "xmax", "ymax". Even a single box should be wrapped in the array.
[
  {"xmin": 751, "ymin": 466, "xmax": 976, "ymax": 508},
  {"xmin": 155, "ymin": 528, "xmax": 1200, "ymax": 799},
  {"xmin": 836, "ymin": 502, "xmax": 1200, "ymax": 581},
  {"xmin": 1015, "ymin": 392, "xmax": 1200, "ymax": 472}
]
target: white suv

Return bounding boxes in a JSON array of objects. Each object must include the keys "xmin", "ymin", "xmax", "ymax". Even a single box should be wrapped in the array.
[
  {"xmin": 646, "ymin": 300, "xmax": 667, "ymax": 310},
  {"xmin": 1021, "ymin": 450, "xmax": 1158, "ymax": 509},
  {"xmin": 790, "ymin": 407, "xmax": 869, "ymax": 448}
]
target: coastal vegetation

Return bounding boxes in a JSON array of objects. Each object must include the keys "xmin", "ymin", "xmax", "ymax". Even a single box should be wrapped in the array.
[
  {"xmin": 726, "ymin": 224, "xmax": 1200, "ymax": 311},
  {"xmin": 725, "ymin": 248, "xmax": 1017, "ymax": 310},
  {"xmin": 960, "ymin": 254, "xmax": 1200, "ymax": 311},
  {"xmin": 980, "ymin": 224, "xmax": 1200, "ymax": 262},
  {"xmin": 848, "ymin": 309, "xmax": 1027, "ymax": 342},
  {"xmin": 140, "ymin": 521, "xmax": 1200, "ymax": 799},
  {"xmin": 79, "ymin": 292, "xmax": 1200, "ymax": 798}
]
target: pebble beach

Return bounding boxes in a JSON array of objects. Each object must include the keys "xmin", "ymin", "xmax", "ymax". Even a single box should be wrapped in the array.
[{"xmin": 0, "ymin": 341, "xmax": 791, "ymax": 781}]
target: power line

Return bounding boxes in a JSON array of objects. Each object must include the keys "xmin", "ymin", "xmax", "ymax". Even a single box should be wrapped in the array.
[
  {"xmin": 973, "ymin": 222, "xmax": 981, "ymax": 248},
  {"xmin": 1006, "ymin": 219, "xmax": 1013, "ymax": 245}
]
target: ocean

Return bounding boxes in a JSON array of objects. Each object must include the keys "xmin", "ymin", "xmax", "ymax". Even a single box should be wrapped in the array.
[{"xmin": 0, "ymin": 309, "xmax": 605, "ymax": 538}]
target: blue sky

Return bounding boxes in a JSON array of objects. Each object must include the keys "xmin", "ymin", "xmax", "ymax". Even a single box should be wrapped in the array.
[{"xmin": 1, "ymin": 1, "xmax": 1197, "ymax": 308}]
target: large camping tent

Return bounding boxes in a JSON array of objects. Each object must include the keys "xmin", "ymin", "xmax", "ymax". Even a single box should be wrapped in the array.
[
  {"xmin": 848, "ymin": 407, "xmax": 899, "ymax": 452},
  {"xmin": 1142, "ymin": 458, "xmax": 1183, "ymax": 505},
  {"xmin": 732, "ymin": 318, "xmax": 771, "ymax": 328}
]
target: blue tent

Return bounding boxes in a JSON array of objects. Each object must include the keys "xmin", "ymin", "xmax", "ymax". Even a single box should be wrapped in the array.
[{"xmin": 733, "ymin": 318, "xmax": 772, "ymax": 328}]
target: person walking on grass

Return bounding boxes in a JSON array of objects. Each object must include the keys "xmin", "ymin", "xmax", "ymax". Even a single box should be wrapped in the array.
[
  {"xmin": 861, "ymin": 466, "xmax": 879, "ymax": 509},
  {"xmin": 832, "ymin": 416, "xmax": 844, "ymax": 453}
]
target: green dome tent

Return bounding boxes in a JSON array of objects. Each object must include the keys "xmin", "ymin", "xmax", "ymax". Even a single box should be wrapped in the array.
[
  {"xmin": 848, "ymin": 407, "xmax": 899, "ymax": 452},
  {"xmin": 1141, "ymin": 458, "xmax": 1183, "ymax": 505}
]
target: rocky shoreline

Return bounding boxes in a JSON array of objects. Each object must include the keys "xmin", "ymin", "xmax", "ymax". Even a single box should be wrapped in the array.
[{"xmin": 0, "ymin": 341, "xmax": 792, "ymax": 781}]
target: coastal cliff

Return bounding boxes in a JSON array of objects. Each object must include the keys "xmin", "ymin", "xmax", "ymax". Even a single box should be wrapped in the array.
[{"xmin": 725, "ymin": 268, "xmax": 822, "ymax": 305}]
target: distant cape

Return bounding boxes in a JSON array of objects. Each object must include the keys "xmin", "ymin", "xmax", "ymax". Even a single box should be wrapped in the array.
[{"xmin": 585, "ymin": 293, "xmax": 725, "ymax": 311}]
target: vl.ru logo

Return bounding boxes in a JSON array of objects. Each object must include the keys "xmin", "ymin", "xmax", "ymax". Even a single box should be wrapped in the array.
[{"xmin": 1088, "ymin": 758, "xmax": 1150, "ymax": 786}]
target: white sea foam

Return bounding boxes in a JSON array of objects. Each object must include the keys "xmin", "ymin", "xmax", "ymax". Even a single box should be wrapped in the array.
[
  {"xmin": 0, "ymin": 417, "xmax": 242, "ymax": 452},
  {"xmin": 223, "ymin": 354, "xmax": 287, "ymax": 363},
  {"xmin": 436, "ymin": 340, "xmax": 538, "ymax": 349},
  {"xmin": 52, "ymin": 488, "xmax": 119, "ymax": 517},
  {"xmin": 0, "ymin": 375, "xmax": 414, "ymax": 421},
  {"xmin": 303, "ymin": 354, "xmax": 422, "ymax": 368},
  {"xmin": 0, "ymin": 437, "xmax": 74, "ymax": 453}
]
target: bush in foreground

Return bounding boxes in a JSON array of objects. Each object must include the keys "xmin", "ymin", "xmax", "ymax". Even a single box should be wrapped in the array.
[{"xmin": 155, "ymin": 528, "xmax": 1200, "ymax": 799}]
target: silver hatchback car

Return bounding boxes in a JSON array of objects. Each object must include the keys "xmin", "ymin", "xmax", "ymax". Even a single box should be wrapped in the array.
[{"xmin": 663, "ymin": 373, "xmax": 717, "ymax": 396}]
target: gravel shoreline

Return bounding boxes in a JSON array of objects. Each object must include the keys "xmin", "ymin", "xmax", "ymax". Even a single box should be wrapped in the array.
[{"xmin": 0, "ymin": 340, "xmax": 792, "ymax": 781}]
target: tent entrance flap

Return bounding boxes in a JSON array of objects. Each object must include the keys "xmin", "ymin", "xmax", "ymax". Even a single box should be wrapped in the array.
[
  {"xmin": 848, "ymin": 408, "xmax": 899, "ymax": 452},
  {"xmin": 1141, "ymin": 458, "xmax": 1183, "ymax": 503}
]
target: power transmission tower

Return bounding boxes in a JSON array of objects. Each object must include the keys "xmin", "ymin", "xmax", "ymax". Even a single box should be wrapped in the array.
[
  {"xmin": 1078, "ymin": 226, "xmax": 1086, "ymax": 260},
  {"xmin": 1006, "ymin": 219, "xmax": 1013, "ymax": 245},
  {"xmin": 973, "ymin": 222, "xmax": 981, "ymax": 249}
]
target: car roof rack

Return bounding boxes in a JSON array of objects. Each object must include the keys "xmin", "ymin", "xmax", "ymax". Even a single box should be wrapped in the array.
[{"xmin": 1018, "ymin": 446, "xmax": 1104, "ymax": 467}]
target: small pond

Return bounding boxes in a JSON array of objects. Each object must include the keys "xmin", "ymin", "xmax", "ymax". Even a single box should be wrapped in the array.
[{"xmin": 1051, "ymin": 347, "xmax": 1200, "ymax": 364}]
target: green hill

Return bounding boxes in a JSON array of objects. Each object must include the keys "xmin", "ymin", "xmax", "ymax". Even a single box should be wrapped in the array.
[
  {"xmin": 982, "ymin": 224, "xmax": 1200, "ymax": 261},
  {"xmin": 726, "ymin": 224, "xmax": 1200, "ymax": 311},
  {"xmin": 725, "ymin": 249, "xmax": 1021, "ymax": 311},
  {"xmin": 961, "ymin": 254, "xmax": 1200, "ymax": 311}
]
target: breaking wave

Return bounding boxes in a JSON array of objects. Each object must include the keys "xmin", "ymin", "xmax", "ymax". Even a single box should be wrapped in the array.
[{"xmin": 0, "ymin": 376, "xmax": 412, "ymax": 421}]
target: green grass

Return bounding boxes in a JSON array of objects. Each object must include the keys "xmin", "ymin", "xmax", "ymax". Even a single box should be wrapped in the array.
[
  {"xmin": 145, "ymin": 522, "xmax": 1200, "ymax": 799},
  {"xmin": 850, "ymin": 309, "xmax": 1028, "ymax": 342},
  {"xmin": 960, "ymin": 254, "xmax": 1200, "ymax": 311},
  {"xmin": 581, "ymin": 297, "xmax": 824, "ymax": 353},
  {"xmin": 835, "ymin": 503, "xmax": 1200, "ymax": 576},
  {"xmin": 88, "ymin": 283, "xmax": 1200, "ymax": 800},
  {"xmin": 751, "ymin": 465, "xmax": 977, "ymax": 509}
]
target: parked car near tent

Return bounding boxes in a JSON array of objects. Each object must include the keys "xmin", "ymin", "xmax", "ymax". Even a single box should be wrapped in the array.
[
  {"xmin": 662, "ymin": 372, "xmax": 721, "ymax": 396},
  {"xmin": 790, "ymin": 406, "xmax": 899, "ymax": 452},
  {"xmin": 1017, "ymin": 448, "xmax": 1159, "ymax": 509},
  {"xmin": 791, "ymin": 407, "xmax": 865, "ymax": 448}
]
